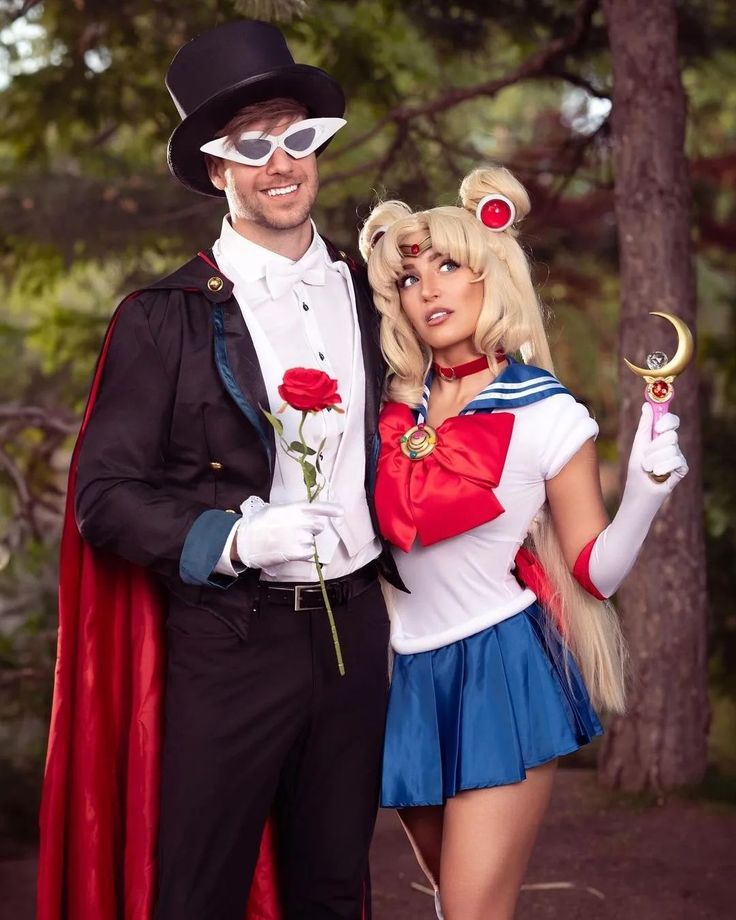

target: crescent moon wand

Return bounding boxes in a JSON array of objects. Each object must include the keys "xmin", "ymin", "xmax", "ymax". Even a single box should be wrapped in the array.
[{"xmin": 623, "ymin": 311, "xmax": 693, "ymax": 482}]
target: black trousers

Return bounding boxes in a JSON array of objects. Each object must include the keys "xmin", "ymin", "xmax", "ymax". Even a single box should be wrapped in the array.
[{"xmin": 154, "ymin": 577, "xmax": 390, "ymax": 920}]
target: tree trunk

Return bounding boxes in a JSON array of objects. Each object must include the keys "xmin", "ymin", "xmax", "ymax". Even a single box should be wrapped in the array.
[{"xmin": 598, "ymin": 0, "xmax": 709, "ymax": 792}]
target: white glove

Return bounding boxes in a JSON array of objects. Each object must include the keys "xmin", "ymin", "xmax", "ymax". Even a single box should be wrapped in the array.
[
  {"xmin": 587, "ymin": 403, "xmax": 688, "ymax": 597},
  {"xmin": 234, "ymin": 497, "xmax": 344, "ymax": 571},
  {"xmin": 632, "ymin": 403, "xmax": 689, "ymax": 492}
]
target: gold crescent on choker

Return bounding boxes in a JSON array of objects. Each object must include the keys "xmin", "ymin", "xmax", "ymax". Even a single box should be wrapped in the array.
[{"xmin": 623, "ymin": 311, "xmax": 694, "ymax": 380}]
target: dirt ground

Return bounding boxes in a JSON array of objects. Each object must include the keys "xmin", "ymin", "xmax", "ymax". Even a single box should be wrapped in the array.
[{"xmin": 2, "ymin": 769, "xmax": 734, "ymax": 920}]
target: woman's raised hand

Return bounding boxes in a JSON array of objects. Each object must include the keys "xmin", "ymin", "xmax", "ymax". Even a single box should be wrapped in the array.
[{"xmin": 627, "ymin": 402, "xmax": 688, "ymax": 497}]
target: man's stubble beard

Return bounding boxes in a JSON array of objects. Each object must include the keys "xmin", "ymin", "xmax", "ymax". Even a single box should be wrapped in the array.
[{"xmin": 230, "ymin": 176, "xmax": 319, "ymax": 232}]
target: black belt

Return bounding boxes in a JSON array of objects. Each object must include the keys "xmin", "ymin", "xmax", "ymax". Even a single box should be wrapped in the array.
[{"xmin": 259, "ymin": 561, "xmax": 379, "ymax": 612}]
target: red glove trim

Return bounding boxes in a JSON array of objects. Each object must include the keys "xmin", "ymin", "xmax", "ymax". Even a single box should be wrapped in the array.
[{"xmin": 573, "ymin": 538, "xmax": 606, "ymax": 600}]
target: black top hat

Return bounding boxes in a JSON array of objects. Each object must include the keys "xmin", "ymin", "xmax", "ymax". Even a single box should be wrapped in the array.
[{"xmin": 166, "ymin": 20, "xmax": 345, "ymax": 197}]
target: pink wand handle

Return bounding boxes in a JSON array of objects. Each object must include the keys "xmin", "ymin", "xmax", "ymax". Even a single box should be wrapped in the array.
[
  {"xmin": 644, "ymin": 382, "xmax": 674, "ymax": 482},
  {"xmin": 645, "ymin": 389, "xmax": 672, "ymax": 437}
]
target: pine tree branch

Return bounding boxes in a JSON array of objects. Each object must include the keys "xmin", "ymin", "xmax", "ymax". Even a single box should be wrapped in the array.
[
  {"xmin": 326, "ymin": 0, "xmax": 600, "ymax": 163},
  {"xmin": 0, "ymin": 404, "xmax": 78, "ymax": 433}
]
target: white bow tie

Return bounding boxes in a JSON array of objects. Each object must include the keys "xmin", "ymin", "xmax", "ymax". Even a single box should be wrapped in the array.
[{"xmin": 264, "ymin": 248, "xmax": 326, "ymax": 300}]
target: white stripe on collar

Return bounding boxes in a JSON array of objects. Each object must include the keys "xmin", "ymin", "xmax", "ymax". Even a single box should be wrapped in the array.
[
  {"xmin": 480, "ymin": 375, "xmax": 559, "ymax": 391},
  {"xmin": 416, "ymin": 360, "xmax": 570, "ymax": 422}
]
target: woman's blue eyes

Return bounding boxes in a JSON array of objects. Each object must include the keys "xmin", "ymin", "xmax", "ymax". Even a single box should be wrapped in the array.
[{"xmin": 399, "ymin": 260, "xmax": 459, "ymax": 288}]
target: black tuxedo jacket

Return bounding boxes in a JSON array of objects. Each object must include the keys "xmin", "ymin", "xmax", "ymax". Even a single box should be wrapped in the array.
[{"xmin": 75, "ymin": 243, "xmax": 403, "ymax": 638}]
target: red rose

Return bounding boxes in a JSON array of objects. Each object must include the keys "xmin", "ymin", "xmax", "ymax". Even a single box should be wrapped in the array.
[{"xmin": 278, "ymin": 367, "xmax": 342, "ymax": 412}]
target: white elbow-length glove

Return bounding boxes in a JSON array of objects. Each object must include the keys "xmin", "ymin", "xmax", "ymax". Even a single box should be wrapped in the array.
[
  {"xmin": 235, "ymin": 497, "xmax": 344, "ymax": 572},
  {"xmin": 576, "ymin": 403, "xmax": 688, "ymax": 598}
]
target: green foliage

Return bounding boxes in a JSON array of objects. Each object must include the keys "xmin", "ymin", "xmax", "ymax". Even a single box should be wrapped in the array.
[{"xmin": 0, "ymin": 535, "xmax": 58, "ymax": 848}]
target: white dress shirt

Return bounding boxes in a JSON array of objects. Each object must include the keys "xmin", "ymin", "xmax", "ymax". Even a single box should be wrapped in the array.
[{"xmin": 212, "ymin": 216, "xmax": 380, "ymax": 582}]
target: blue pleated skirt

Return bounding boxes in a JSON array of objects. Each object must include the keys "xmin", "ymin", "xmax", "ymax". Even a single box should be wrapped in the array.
[{"xmin": 381, "ymin": 602, "xmax": 603, "ymax": 807}]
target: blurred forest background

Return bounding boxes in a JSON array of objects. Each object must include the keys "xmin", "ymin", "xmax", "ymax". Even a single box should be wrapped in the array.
[{"xmin": 0, "ymin": 0, "xmax": 734, "ymax": 857}]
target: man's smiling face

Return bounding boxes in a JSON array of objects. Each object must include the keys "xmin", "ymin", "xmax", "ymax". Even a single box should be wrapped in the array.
[{"xmin": 207, "ymin": 115, "xmax": 319, "ymax": 234}]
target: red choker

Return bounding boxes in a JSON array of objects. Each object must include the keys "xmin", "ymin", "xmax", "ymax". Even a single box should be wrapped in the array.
[{"xmin": 432, "ymin": 351, "xmax": 506, "ymax": 381}]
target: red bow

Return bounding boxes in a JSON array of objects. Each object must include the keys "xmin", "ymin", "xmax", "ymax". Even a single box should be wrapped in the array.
[{"xmin": 375, "ymin": 403, "xmax": 515, "ymax": 552}]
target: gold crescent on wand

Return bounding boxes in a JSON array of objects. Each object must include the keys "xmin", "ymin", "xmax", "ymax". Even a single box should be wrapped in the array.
[{"xmin": 623, "ymin": 311, "xmax": 694, "ymax": 379}]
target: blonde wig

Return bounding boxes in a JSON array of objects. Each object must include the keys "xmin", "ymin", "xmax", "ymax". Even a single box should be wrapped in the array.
[{"xmin": 360, "ymin": 165, "xmax": 626, "ymax": 713}]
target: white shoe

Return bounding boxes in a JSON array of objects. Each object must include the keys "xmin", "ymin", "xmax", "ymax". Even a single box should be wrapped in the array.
[{"xmin": 434, "ymin": 889, "xmax": 444, "ymax": 920}]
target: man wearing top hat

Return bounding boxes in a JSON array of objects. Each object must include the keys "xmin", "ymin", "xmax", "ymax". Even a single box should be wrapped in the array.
[{"xmin": 45, "ymin": 18, "xmax": 403, "ymax": 920}]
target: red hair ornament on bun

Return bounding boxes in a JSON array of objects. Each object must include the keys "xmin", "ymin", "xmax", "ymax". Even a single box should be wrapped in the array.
[{"xmin": 476, "ymin": 193, "xmax": 516, "ymax": 232}]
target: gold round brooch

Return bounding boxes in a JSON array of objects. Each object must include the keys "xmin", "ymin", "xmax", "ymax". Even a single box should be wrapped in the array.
[{"xmin": 400, "ymin": 423, "xmax": 438, "ymax": 460}]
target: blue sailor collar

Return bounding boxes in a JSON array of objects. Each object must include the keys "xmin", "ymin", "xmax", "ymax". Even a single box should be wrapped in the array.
[{"xmin": 416, "ymin": 355, "xmax": 571, "ymax": 423}]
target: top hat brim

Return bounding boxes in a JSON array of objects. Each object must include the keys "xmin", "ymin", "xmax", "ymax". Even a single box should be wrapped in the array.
[{"xmin": 167, "ymin": 64, "xmax": 345, "ymax": 197}]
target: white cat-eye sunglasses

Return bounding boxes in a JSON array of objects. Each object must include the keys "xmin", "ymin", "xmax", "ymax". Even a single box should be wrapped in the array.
[{"xmin": 200, "ymin": 117, "xmax": 346, "ymax": 167}]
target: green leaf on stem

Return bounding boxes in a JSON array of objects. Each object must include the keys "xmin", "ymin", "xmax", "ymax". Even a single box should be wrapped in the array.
[
  {"xmin": 302, "ymin": 461, "xmax": 317, "ymax": 491},
  {"xmin": 289, "ymin": 441, "xmax": 316, "ymax": 455},
  {"xmin": 262, "ymin": 409, "xmax": 284, "ymax": 436}
]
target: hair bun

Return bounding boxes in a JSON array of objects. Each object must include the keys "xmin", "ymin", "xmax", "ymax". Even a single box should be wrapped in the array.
[
  {"xmin": 358, "ymin": 200, "xmax": 413, "ymax": 261},
  {"xmin": 459, "ymin": 166, "xmax": 531, "ymax": 227}
]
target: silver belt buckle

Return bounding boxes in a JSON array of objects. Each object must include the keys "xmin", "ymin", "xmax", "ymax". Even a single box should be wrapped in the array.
[{"xmin": 294, "ymin": 584, "xmax": 321, "ymax": 612}]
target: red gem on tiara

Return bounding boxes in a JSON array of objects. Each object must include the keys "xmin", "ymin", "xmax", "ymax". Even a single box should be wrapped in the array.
[
  {"xmin": 411, "ymin": 243, "xmax": 420, "ymax": 255},
  {"xmin": 479, "ymin": 198, "xmax": 513, "ymax": 230}
]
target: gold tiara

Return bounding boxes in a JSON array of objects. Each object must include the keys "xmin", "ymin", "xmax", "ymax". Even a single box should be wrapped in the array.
[{"xmin": 399, "ymin": 236, "xmax": 432, "ymax": 257}]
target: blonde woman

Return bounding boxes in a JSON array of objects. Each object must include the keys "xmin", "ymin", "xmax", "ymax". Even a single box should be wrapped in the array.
[{"xmin": 358, "ymin": 166, "xmax": 688, "ymax": 920}]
